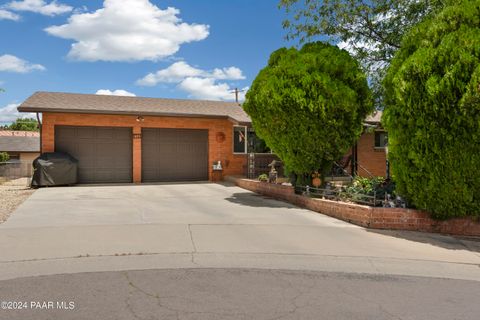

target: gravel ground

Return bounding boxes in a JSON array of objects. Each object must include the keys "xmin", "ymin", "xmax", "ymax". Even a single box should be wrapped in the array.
[{"xmin": 0, "ymin": 179, "xmax": 35, "ymax": 223}]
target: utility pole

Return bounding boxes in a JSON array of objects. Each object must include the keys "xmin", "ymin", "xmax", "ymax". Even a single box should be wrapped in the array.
[{"xmin": 231, "ymin": 88, "xmax": 245, "ymax": 103}]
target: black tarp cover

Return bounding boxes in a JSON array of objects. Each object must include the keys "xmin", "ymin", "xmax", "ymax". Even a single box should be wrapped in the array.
[{"xmin": 31, "ymin": 152, "xmax": 78, "ymax": 187}]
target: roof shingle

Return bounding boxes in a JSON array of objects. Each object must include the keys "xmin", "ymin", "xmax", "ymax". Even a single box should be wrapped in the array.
[
  {"xmin": 18, "ymin": 91, "xmax": 252, "ymax": 123},
  {"xmin": 0, "ymin": 136, "xmax": 40, "ymax": 153}
]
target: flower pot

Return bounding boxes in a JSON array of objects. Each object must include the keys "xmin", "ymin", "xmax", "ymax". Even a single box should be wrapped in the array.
[{"xmin": 312, "ymin": 177, "xmax": 322, "ymax": 188}]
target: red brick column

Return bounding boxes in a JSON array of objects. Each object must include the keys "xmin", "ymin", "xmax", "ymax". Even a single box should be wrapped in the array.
[{"xmin": 132, "ymin": 126, "xmax": 142, "ymax": 183}]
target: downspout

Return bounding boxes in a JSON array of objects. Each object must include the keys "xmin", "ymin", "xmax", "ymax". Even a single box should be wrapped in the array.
[{"xmin": 36, "ymin": 112, "xmax": 42, "ymax": 154}]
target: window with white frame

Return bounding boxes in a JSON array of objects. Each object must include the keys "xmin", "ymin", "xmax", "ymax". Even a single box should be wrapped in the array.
[{"xmin": 233, "ymin": 126, "xmax": 247, "ymax": 153}]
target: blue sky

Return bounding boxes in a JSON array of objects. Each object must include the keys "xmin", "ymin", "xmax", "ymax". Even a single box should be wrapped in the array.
[{"xmin": 0, "ymin": 0, "xmax": 297, "ymax": 123}]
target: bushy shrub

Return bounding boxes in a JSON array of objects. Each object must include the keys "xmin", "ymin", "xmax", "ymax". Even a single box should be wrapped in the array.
[
  {"xmin": 341, "ymin": 176, "xmax": 395, "ymax": 206},
  {"xmin": 345, "ymin": 176, "xmax": 385, "ymax": 196},
  {"xmin": 383, "ymin": 0, "xmax": 480, "ymax": 219},
  {"xmin": 244, "ymin": 42, "xmax": 373, "ymax": 181},
  {"xmin": 258, "ymin": 174, "xmax": 269, "ymax": 182}
]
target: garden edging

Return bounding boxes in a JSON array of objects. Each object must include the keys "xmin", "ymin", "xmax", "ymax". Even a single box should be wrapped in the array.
[{"xmin": 226, "ymin": 177, "xmax": 480, "ymax": 237}]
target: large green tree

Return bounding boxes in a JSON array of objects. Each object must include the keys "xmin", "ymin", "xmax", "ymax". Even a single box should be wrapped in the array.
[
  {"xmin": 8, "ymin": 118, "xmax": 39, "ymax": 131},
  {"xmin": 383, "ymin": 0, "xmax": 480, "ymax": 219},
  {"xmin": 244, "ymin": 42, "xmax": 373, "ymax": 182},
  {"xmin": 279, "ymin": 0, "xmax": 447, "ymax": 104}
]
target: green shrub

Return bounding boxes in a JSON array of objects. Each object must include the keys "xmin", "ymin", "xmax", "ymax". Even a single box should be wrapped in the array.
[
  {"xmin": 341, "ymin": 176, "xmax": 394, "ymax": 206},
  {"xmin": 0, "ymin": 152, "xmax": 9, "ymax": 163},
  {"xmin": 244, "ymin": 42, "xmax": 373, "ymax": 181},
  {"xmin": 383, "ymin": 0, "xmax": 480, "ymax": 219},
  {"xmin": 258, "ymin": 174, "xmax": 269, "ymax": 182},
  {"xmin": 345, "ymin": 176, "xmax": 385, "ymax": 196}
]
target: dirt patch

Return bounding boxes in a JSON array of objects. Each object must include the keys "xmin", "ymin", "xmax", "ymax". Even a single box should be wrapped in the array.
[{"xmin": 0, "ymin": 185, "xmax": 35, "ymax": 223}]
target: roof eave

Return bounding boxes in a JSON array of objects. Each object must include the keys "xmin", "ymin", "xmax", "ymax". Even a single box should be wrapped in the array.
[{"xmin": 18, "ymin": 106, "xmax": 254, "ymax": 123}]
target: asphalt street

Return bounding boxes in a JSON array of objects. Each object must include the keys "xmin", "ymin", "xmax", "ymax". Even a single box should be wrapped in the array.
[{"xmin": 1, "ymin": 268, "xmax": 479, "ymax": 320}]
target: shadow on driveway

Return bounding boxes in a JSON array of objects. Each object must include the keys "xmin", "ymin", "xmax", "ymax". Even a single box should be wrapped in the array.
[
  {"xmin": 366, "ymin": 229, "xmax": 480, "ymax": 253},
  {"xmin": 224, "ymin": 192, "xmax": 297, "ymax": 209}
]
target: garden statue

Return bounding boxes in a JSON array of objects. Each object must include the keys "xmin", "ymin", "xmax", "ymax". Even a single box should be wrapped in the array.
[
  {"xmin": 268, "ymin": 160, "xmax": 277, "ymax": 184},
  {"xmin": 213, "ymin": 161, "xmax": 222, "ymax": 171}
]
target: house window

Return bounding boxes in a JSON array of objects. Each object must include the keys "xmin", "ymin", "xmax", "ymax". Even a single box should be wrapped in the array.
[
  {"xmin": 247, "ymin": 128, "xmax": 271, "ymax": 153},
  {"xmin": 374, "ymin": 131, "xmax": 388, "ymax": 148},
  {"xmin": 233, "ymin": 126, "xmax": 247, "ymax": 153}
]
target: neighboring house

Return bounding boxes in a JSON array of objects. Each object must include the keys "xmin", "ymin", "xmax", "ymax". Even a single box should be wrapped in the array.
[
  {"xmin": 0, "ymin": 130, "xmax": 40, "ymax": 162},
  {"xmin": 18, "ymin": 92, "xmax": 250, "ymax": 183}
]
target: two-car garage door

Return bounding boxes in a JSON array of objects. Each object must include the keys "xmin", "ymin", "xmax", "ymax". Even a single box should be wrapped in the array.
[{"xmin": 55, "ymin": 126, "xmax": 208, "ymax": 183}]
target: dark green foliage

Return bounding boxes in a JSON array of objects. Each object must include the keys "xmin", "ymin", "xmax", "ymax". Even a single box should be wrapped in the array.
[
  {"xmin": 0, "ymin": 152, "xmax": 9, "ymax": 163},
  {"xmin": 8, "ymin": 118, "xmax": 39, "ymax": 131},
  {"xmin": 244, "ymin": 42, "xmax": 373, "ymax": 180},
  {"xmin": 383, "ymin": 0, "xmax": 480, "ymax": 219},
  {"xmin": 280, "ymin": 0, "xmax": 446, "ymax": 66},
  {"xmin": 279, "ymin": 0, "xmax": 448, "ymax": 105}
]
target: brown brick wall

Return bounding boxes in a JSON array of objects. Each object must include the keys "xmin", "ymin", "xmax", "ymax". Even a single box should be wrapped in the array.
[
  {"xmin": 355, "ymin": 132, "xmax": 387, "ymax": 177},
  {"xmin": 42, "ymin": 112, "xmax": 247, "ymax": 183},
  {"xmin": 232, "ymin": 177, "xmax": 480, "ymax": 236}
]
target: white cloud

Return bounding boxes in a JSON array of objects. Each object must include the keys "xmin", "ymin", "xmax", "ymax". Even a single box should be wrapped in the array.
[
  {"xmin": 5, "ymin": 0, "xmax": 72, "ymax": 16},
  {"xmin": 136, "ymin": 61, "xmax": 247, "ymax": 101},
  {"xmin": 211, "ymin": 67, "xmax": 245, "ymax": 80},
  {"xmin": 45, "ymin": 0, "xmax": 209, "ymax": 62},
  {"xmin": 179, "ymin": 77, "xmax": 248, "ymax": 101},
  {"xmin": 0, "ymin": 103, "xmax": 36, "ymax": 123},
  {"xmin": 0, "ymin": 9, "xmax": 20, "ymax": 20},
  {"xmin": 95, "ymin": 89, "xmax": 136, "ymax": 97},
  {"xmin": 136, "ymin": 61, "xmax": 204, "ymax": 86},
  {"xmin": 136, "ymin": 61, "xmax": 245, "ymax": 86},
  {"xmin": 0, "ymin": 54, "xmax": 46, "ymax": 73}
]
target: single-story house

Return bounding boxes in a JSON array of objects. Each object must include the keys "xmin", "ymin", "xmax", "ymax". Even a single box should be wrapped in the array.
[
  {"xmin": 17, "ymin": 91, "xmax": 388, "ymax": 184},
  {"xmin": 18, "ymin": 91, "xmax": 250, "ymax": 183},
  {"xmin": 0, "ymin": 130, "xmax": 40, "ymax": 162}
]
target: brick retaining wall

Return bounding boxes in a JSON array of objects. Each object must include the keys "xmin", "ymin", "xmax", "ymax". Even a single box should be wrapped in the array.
[{"xmin": 230, "ymin": 177, "xmax": 480, "ymax": 237}]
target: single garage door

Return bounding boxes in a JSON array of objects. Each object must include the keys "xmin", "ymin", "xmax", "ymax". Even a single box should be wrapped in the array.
[
  {"xmin": 55, "ymin": 126, "xmax": 132, "ymax": 183},
  {"xmin": 142, "ymin": 128, "xmax": 208, "ymax": 182}
]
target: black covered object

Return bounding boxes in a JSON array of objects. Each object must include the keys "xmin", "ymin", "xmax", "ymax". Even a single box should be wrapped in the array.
[{"xmin": 31, "ymin": 152, "xmax": 78, "ymax": 187}]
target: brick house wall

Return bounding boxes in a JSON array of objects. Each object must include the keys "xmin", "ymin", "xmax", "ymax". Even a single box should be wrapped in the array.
[
  {"xmin": 41, "ymin": 112, "xmax": 247, "ymax": 183},
  {"xmin": 355, "ymin": 131, "xmax": 387, "ymax": 178}
]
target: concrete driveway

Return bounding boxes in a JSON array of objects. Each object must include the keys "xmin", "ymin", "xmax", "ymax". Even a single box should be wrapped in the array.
[
  {"xmin": 1, "ymin": 182, "xmax": 352, "ymax": 228},
  {"xmin": 0, "ymin": 182, "xmax": 479, "ymax": 281}
]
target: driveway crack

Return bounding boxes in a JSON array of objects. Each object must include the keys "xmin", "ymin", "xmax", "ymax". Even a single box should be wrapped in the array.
[{"xmin": 187, "ymin": 224, "xmax": 201, "ymax": 266}]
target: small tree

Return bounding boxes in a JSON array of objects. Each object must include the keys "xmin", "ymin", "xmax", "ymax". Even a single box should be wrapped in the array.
[
  {"xmin": 383, "ymin": 0, "xmax": 480, "ymax": 219},
  {"xmin": 0, "ymin": 152, "xmax": 9, "ymax": 163},
  {"xmin": 8, "ymin": 118, "xmax": 39, "ymax": 131},
  {"xmin": 244, "ymin": 42, "xmax": 373, "ymax": 183}
]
